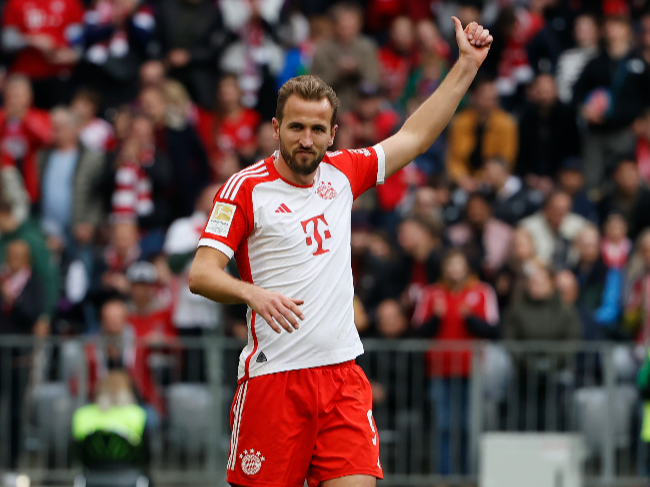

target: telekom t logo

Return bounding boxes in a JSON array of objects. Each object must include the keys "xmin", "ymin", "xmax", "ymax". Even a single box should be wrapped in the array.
[{"xmin": 301, "ymin": 214, "xmax": 332, "ymax": 256}]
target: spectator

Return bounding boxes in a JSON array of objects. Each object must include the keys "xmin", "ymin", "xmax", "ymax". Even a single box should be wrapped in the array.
[
  {"xmin": 412, "ymin": 249, "xmax": 498, "ymax": 474},
  {"xmin": 0, "ymin": 240, "xmax": 43, "ymax": 469},
  {"xmin": 502, "ymin": 263, "xmax": 581, "ymax": 430},
  {"xmin": 125, "ymin": 261, "xmax": 174, "ymax": 341},
  {"xmin": 516, "ymin": 73, "xmax": 581, "ymax": 189},
  {"xmin": 601, "ymin": 212, "xmax": 631, "ymax": 269},
  {"xmin": 91, "ymin": 220, "xmax": 141, "ymax": 301},
  {"xmin": 163, "ymin": 185, "xmax": 222, "ymax": 380},
  {"xmin": 197, "ymin": 73, "xmax": 261, "ymax": 171},
  {"xmin": 481, "ymin": 157, "xmax": 542, "ymax": 226},
  {"xmin": 519, "ymin": 190, "xmax": 589, "ymax": 268},
  {"xmin": 1, "ymin": 0, "xmax": 83, "ymax": 108},
  {"xmin": 623, "ymin": 230, "xmax": 650, "ymax": 344},
  {"xmin": 555, "ymin": 13, "xmax": 599, "ymax": 104},
  {"xmin": 78, "ymin": 0, "xmax": 157, "ymax": 110},
  {"xmin": 0, "ymin": 240, "xmax": 44, "ymax": 334},
  {"xmin": 446, "ymin": 77, "xmax": 518, "ymax": 191},
  {"xmin": 493, "ymin": 227, "xmax": 538, "ymax": 310},
  {"xmin": 597, "ymin": 158, "xmax": 650, "ymax": 241},
  {"xmin": 72, "ymin": 370, "xmax": 149, "ymax": 471},
  {"xmin": 310, "ymin": 2, "xmax": 380, "ymax": 114},
  {"xmin": 377, "ymin": 16, "xmax": 418, "ymax": 102},
  {"xmin": 397, "ymin": 216, "xmax": 445, "ymax": 308},
  {"xmin": 571, "ymin": 225, "xmax": 622, "ymax": 330},
  {"xmin": 447, "ymin": 192, "xmax": 513, "ymax": 279},
  {"xmin": 218, "ymin": 0, "xmax": 286, "ymax": 118},
  {"xmin": 140, "ymin": 82, "xmax": 210, "ymax": 218},
  {"xmin": 555, "ymin": 269, "xmax": 599, "ymax": 340},
  {"xmin": 38, "ymin": 107, "xmax": 104, "ymax": 256},
  {"xmin": 573, "ymin": 10, "xmax": 650, "ymax": 190},
  {"xmin": 633, "ymin": 108, "xmax": 650, "ymax": 185},
  {"xmin": 103, "ymin": 115, "xmax": 174, "ymax": 254},
  {"xmin": 70, "ymin": 88, "xmax": 114, "ymax": 153},
  {"xmin": 556, "ymin": 157, "xmax": 599, "ymax": 223},
  {"xmin": 0, "ymin": 74, "xmax": 53, "ymax": 203},
  {"xmin": 86, "ymin": 298, "xmax": 165, "ymax": 417},
  {"xmin": 503, "ymin": 263, "xmax": 581, "ymax": 341},
  {"xmin": 0, "ymin": 192, "xmax": 58, "ymax": 332},
  {"xmin": 155, "ymin": 0, "xmax": 224, "ymax": 109},
  {"xmin": 399, "ymin": 20, "xmax": 450, "ymax": 112},
  {"xmin": 341, "ymin": 83, "xmax": 401, "ymax": 150},
  {"xmin": 248, "ymin": 121, "xmax": 278, "ymax": 166}
]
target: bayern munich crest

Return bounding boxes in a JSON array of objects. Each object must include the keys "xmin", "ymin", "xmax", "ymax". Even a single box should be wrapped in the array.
[
  {"xmin": 240, "ymin": 449, "xmax": 265, "ymax": 475},
  {"xmin": 316, "ymin": 181, "xmax": 337, "ymax": 200}
]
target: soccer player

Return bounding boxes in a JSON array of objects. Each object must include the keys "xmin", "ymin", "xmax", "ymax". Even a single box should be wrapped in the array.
[{"xmin": 189, "ymin": 17, "xmax": 492, "ymax": 487}]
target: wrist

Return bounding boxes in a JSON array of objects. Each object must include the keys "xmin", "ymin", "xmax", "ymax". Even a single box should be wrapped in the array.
[{"xmin": 457, "ymin": 54, "xmax": 481, "ymax": 72}]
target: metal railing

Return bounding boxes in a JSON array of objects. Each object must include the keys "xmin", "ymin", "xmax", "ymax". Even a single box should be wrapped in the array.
[{"xmin": 0, "ymin": 336, "xmax": 647, "ymax": 486}]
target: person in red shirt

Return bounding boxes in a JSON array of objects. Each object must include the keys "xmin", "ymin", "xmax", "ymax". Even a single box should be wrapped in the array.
[
  {"xmin": 378, "ymin": 16, "xmax": 419, "ymax": 102},
  {"xmin": 2, "ymin": 0, "xmax": 84, "ymax": 108},
  {"xmin": 196, "ymin": 73, "xmax": 261, "ymax": 172},
  {"xmin": 0, "ymin": 74, "xmax": 52, "ymax": 203},
  {"xmin": 412, "ymin": 249, "xmax": 499, "ymax": 475}
]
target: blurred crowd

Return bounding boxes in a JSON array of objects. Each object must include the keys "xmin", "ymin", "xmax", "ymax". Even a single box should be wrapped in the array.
[{"xmin": 2, "ymin": 0, "xmax": 650, "ymax": 431}]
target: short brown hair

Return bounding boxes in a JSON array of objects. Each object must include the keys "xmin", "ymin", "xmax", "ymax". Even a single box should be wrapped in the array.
[{"xmin": 276, "ymin": 75, "xmax": 340, "ymax": 128}]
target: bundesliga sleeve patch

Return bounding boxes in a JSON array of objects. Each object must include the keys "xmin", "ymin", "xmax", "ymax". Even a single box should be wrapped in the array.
[{"xmin": 206, "ymin": 203, "xmax": 237, "ymax": 237}]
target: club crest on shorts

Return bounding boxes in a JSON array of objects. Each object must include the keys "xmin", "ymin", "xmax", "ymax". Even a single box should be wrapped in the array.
[{"xmin": 239, "ymin": 449, "xmax": 265, "ymax": 475}]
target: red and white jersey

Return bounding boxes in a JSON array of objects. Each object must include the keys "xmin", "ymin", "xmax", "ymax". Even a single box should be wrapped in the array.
[{"xmin": 199, "ymin": 145, "xmax": 386, "ymax": 381}]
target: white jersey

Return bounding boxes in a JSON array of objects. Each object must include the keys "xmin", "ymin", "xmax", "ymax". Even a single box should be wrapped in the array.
[{"xmin": 198, "ymin": 145, "xmax": 386, "ymax": 382}]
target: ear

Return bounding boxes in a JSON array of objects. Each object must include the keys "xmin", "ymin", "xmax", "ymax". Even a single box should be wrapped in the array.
[
  {"xmin": 272, "ymin": 117, "xmax": 280, "ymax": 140},
  {"xmin": 328, "ymin": 124, "xmax": 338, "ymax": 147}
]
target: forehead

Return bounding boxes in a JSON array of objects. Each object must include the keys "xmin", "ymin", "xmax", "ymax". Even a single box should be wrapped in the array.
[{"xmin": 281, "ymin": 95, "xmax": 333, "ymax": 127}]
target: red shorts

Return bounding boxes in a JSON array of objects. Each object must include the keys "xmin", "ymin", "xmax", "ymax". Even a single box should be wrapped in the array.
[{"xmin": 226, "ymin": 360, "xmax": 383, "ymax": 487}]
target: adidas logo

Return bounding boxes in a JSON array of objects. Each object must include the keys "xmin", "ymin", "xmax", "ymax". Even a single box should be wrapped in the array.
[
  {"xmin": 256, "ymin": 351, "xmax": 267, "ymax": 363},
  {"xmin": 275, "ymin": 204, "xmax": 291, "ymax": 213}
]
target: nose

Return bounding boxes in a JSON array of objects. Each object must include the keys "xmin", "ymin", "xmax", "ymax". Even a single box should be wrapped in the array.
[{"xmin": 299, "ymin": 130, "xmax": 314, "ymax": 149}]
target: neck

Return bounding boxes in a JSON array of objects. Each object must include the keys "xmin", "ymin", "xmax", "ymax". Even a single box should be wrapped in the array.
[{"xmin": 274, "ymin": 152, "xmax": 318, "ymax": 186}]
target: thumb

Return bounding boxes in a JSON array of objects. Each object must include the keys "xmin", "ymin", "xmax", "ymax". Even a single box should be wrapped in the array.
[{"xmin": 451, "ymin": 16, "xmax": 463, "ymax": 35}]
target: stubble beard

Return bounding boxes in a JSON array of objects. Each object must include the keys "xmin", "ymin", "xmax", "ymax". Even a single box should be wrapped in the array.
[{"xmin": 279, "ymin": 137, "xmax": 326, "ymax": 176}]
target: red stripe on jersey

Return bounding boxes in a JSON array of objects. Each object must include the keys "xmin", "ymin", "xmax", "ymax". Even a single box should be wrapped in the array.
[{"xmin": 240, "ymin": 311, "xmax": 259, "ymax": 384}]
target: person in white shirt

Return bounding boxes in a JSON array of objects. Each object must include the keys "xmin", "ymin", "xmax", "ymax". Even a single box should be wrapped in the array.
[{"xmin": 189, "ymin": 17, "xmax": 493, "ymax": 487}]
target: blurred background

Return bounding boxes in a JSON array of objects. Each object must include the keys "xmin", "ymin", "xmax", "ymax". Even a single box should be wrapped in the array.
[{"xmin": 2, "ymin": 0, "xmax": 650, "ymax": 485}]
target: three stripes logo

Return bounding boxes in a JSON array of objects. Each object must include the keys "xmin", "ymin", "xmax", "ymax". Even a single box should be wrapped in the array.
[{"xmin": 275, "ymin": 204, "xmax": 292, "ymax": 214}]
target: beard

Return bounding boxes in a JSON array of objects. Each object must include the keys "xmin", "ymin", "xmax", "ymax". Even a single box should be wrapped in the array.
[{"xmin": 279, "ymin": 137, "xmax": 327, "ymax": 176}]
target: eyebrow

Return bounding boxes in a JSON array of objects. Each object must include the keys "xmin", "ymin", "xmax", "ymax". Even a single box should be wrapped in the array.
[{"xmin": 287, "ymin": 122, "xmax": 328, "ymax": 131}]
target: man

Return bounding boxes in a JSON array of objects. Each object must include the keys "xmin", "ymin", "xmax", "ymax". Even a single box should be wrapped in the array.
[
  {"xmin": 39, "ymin": 107, "xmax": 104, "ymax": 255},
  {"xmin": 189, "ymin": 17, "xmax": 493, "ymax": 487},
  {"xmin": 519, "ymin": 190, "xmax": 588, "ymax": 268},
  {"xmin": 597, "ymin": 158, "xmax": 650, "ymax": 241},
  {"xmin": 445, "ymin": 76, "xmax": 518, "ymax": 191},
  {"xmin": 310, "ymin": 3, "xmax": 380, "ymax": 114},
  {"xmin": 516, "ymin": 73, "xmax": 580, "ymax": 189},
  {"xmin": 481, "ymin": 157, "xmax": 542, "ymax": 226},
  {"xmin": 0, "ymin": 75, "xmax": 52, "ymax": 203},
  {"xmin": 1, "ymin": 0, "xmax": 83, "ymax": 108},
  {"xmin": 573, "ymin": 8, "xmax": 650, "ymax": 190}
]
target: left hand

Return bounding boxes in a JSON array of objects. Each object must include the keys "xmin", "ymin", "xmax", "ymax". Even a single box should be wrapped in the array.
[{"xmin": 452, "ymin": 16, "xmax": 492, "ymax": 68}]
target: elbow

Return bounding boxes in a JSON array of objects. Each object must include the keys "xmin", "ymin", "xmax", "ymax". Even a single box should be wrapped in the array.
[{"xmin": 187, "ymin": 265, "xmax": 203, "ymax": 296}]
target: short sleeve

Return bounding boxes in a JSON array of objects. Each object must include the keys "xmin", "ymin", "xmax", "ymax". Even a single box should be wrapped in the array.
[
  {"xmin": 329, "ymin": 144, "xmax": 386, "ymax": 200},
  {"xmin": 197, "ymin": 183, "xmax": 252, "ymax": 260}
]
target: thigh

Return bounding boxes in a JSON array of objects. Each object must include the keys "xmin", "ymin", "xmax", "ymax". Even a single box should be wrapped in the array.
[
  {"xmin": 320, "ymin": 474, "xmax": 376, "ymax": 487},
  {"xmin": 226, "ymin": 371, "xmax": 318, "ymax": 487},
  {"xmin": 307, "ymin": 364, "xmax": 383, "ymax": 487}
]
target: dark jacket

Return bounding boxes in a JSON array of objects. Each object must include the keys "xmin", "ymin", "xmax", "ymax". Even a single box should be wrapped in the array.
[
  {"xmin": 516, "ymin": 101, "xmax": 581, "ymax": 178},
  {"xmin": 502, "ymin": 291, "xmax": 581, "ymax": 341},
  {"xmin": 573, "ymin": 49, "xmax": 650, "ymax": 132},
  {"xmin": 154, "ymin": 0, "xmax": 226, "ymax": 108},
  {"xmin": 0, "ymin": 272, "xmax": 44, "ymax": 334},
  {"xmin": 597, "ymin": 185, "xmax": 650, "ymax": 241}
]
